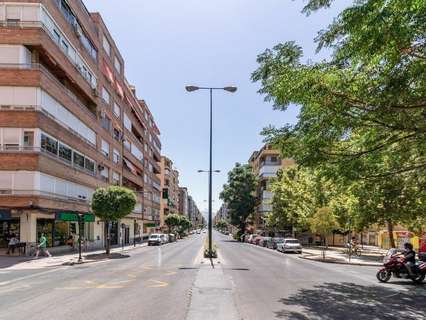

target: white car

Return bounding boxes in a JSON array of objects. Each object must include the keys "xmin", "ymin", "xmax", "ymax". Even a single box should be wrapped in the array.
[{"xmin": 277, "ymin": 238, "xmax": 302, "ymax": 253}]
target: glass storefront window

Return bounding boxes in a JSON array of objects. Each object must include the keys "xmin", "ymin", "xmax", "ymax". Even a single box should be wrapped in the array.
[{"xmin": 0, "ymin": 219, "xmax": 20, "ymax": 248}]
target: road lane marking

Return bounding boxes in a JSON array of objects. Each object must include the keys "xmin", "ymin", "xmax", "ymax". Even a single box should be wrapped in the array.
[
  {"xmin": 165, "ymin": 271, "xmax": 177, "ymax": 276},
  {"xmin": 0, "ymin": 267, "xmax": 65, "ymax": 286},
  {"xmin": 158, "ymin": 247, "xmax": 162, "ymax": 267},
  {"xmin": 147, "ymin": 279, "xmax": 168, "ymax": 288}
]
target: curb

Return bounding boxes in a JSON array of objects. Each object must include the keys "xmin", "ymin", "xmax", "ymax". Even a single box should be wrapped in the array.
[{"xmin": 299, "ymin": 255, "xmax": 382, "ymax": 267}]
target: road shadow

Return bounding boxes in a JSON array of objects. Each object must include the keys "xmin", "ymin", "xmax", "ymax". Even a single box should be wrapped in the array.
[
  {"xmin": 0, "ymin": 256, "xmax": 33, "ymax": 269},
  {"xmin": 84, "ymin": 252, "xmax": 131, "ymax": 260},
  {"xmin": 274, "ymin": 282, "xmax": 426, "ymax": 320}
]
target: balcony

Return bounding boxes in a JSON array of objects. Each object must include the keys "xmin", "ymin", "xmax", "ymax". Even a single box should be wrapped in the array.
[
  {"xmin": 262, "ymin": 191, "xmax": 274, "ymax": 200},
  {"xmin": 259, "ymin": 165, "xmax": 281, "ymax": 178}
]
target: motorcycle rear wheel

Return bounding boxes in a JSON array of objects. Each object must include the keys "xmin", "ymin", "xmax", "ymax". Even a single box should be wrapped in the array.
[
  {"xmin": 412, "ymin": 273, "xmax": 425, "ymax": 284},
  {"xmin": 376, "ymin": 270, "xmax": 391, "ymax": 282}
]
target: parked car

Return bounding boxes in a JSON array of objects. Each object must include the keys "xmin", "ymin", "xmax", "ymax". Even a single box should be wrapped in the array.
[
  {"xmin": 260, "ymin": 236, "xmax": 272, "ymax": 247},
  {"xmin": 247, "ymin": 234, "xmax": 257, "ymax": 244},
  {"xmin": 161, "ymin": 234, "xmax": 169, "ymax": 244},
  {"xmin": 277, "ymin": 238, "xmax": 303, "ymax": 253},
  {"xmin": 267, "ymin": 237, "xmax": 285, "ymax": 249},
  {"xmin": 254, "ymin": 235, "xmax": 264, "ymax": 245},
  {"xmin": 168, "ymin": 234, "xmax": 176, "ymax": 242},
  {"xmin": 148, "ymin": 234, "xmax": 163, "ymax": 246}
]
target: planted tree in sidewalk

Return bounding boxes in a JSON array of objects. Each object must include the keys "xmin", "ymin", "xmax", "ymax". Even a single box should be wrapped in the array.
[
  {"xmin": 309, "ymin": 208, "xmax": 339, "ymax": 259},
  {"xmin": 164, "ymin": 214, "xmax": 182, "ymax": 234},
  {"xmin": 178, "ymin": 216, "xmax": 192, "ymax": 236},
  {"xmin": 215, "ymin": 220, "xmax": 228, "ymax": 232},
  {"xmin": 91, "ymin": 186, "xmax": 136, "ymax": 254},
  {"xmin": 252, "ymin": 0, "xmax": 426, "ymax": 242},
  {"xmin": 220, "ymin": 163, "xmax": 257, "ymax": 240}
]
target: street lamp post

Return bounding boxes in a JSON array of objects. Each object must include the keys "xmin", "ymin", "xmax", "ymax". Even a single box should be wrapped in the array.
[{"xmin": 187, "ymin": 85, "xmax": 237, "ymax": 257}]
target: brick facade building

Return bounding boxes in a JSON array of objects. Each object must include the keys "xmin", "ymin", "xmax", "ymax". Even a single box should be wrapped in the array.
[{"xmin": 0, "ymin": 0, "xmax": 162, "ymax": 252}]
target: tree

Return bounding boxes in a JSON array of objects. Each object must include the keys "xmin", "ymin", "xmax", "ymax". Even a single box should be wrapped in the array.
[
  {"xmin": 177, "ymin": 216, "xmax": 192, "ymax": 236},
  {"xmin": 252, "ymin": 0, "xmax": 426, "ymax": 243},
  {"xmin": 309, "ymin": 207, "xmax": 339, "ymax": 259},
  {"xmin": 92, "ymin": 186, "xmax": 136, "ymax": 254},
  {"xmin": 164, "ymin": 214, "xmax": 182, "ymax": 234},
  {"xmin": 215, "ymin": 220, "xmax": 228, "ymax": 232},
  {"xmin": 220, "ymin": 163, "xmax": 257, "ymax": 240}
]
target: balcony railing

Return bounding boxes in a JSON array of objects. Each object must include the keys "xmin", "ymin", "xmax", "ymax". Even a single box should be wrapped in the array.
[
  {"xmin": 0, "ymin": 20, "xmax": 96, "ymax": 88},
  {"xmin": 0, "ymin": 189, "xmax": 90, "ymax": 203},
  {"xmin": 259, "ymin": 165, "xmax": 281, "ymax": 178},
  {"xmin": 0, "ymin": 146, "xmax": 97, "ymax": 177},
  {"xmin": 0, "ymin": 63, "xmax": 97, "ymax": 121}
]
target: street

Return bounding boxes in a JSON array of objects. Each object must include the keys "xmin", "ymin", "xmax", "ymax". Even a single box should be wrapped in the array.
[{"xmin": 1, "ymin": 232, "xmax": 425, "ymax": 320}]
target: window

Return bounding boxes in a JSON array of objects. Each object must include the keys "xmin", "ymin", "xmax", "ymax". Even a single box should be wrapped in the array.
[
  {"xmin": 113, "ymin": 128, "xmax": 121, "ymax": 141},
  {"xmin": 73, "ymin": 152, "xmax": 85, "ymax": 169},
  {"xmin": 84, "ymin": 158, "xmax": 95, "ymax": 173},
  {"xmin": 41, "ymin": 134, "xmax": 58, "ymax": 155},
  {"xmin": 58, "ymin": 143, "xmax": 72, "ymax": 162},
  {"xmin": 112, "ymin": 171, "xmax": 120, "ymax": 184},
  {"xmin": 113, "ymin": 103, "xmax": 121, "ymax": 118},
  {"xmin": 124, "ymin": 113, "xmax": 131, "ymax": 131},
  {"xmin": 113, "ymin": 149, "xmax": 120, "ymax": 163},
  {"xmin": 100, "ymin": 114, "xmax": 111, "ymax": 132},
  {"xmin": 101, "ymin": 139, "xmax": 109, "ymax": 157},
  {"xmin": 100, "ymin": 166, "xmax": 109, "ymax": 180},
  {"xmin": 103, "ymin": 36, "xmax": 111, "ymax": 56},
  {"xmin": 123, "ymin": 139, "xmax": 131, "ymax": 150},
  {"xmin": 270, "ymin": 156, "xmax": 278, "ymax": 163},
  {"xmin": 102, "ymin": 87, "xmax": 110, "ymax": 104},
  {"xmin": 53, "ymin": 29, "xmax": 61, "ymax": 44},
  {"xmin": 23, "ymin": 131, "xmax": 34, "ymax": 149},
  {"xmin": 114, "ymin": 57, "xmax": 121, "ymax": 73},
  {"xmin": 60, "ymin": 39, "xmax": 68, "ymax": 54}
]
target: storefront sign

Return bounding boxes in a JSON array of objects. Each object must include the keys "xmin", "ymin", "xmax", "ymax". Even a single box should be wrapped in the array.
[
  {"xmin": 0, "ymin": 209, "xmax": 11, "ymax": 220},
  {"xmin": 145, "ymin": 223, "xmax": 157, "ymax": 228},
  {"xmin": 55, "ymin": 212, "xmax": 95, "ymax": 222}
]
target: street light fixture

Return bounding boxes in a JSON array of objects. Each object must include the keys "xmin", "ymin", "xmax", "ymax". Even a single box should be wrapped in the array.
[
  {"xmin": 198, "ymin": 170, "xmax": 221, "ymax": 173},
  {"xmin": 186, "ymin": 84, "xmax": 237, "ymax": 258}
]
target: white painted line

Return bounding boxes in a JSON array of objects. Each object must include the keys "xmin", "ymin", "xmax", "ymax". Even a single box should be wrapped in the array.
[
  {"xmin": 157, "ymin": 247, "xmax": 162, "ymax": 268},
  {"xmin": 0, "ymin": 267, "xmax": 66, "ymax": 286}
]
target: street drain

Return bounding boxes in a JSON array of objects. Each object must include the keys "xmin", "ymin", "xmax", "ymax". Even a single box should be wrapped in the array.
[{"xmin": 228, "ymin": 268, "xmax": 250, "ymax": 271}]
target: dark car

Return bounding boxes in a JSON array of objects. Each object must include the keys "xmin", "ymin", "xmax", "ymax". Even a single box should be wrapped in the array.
[
  {"xmin": 260, "ymin": 236, "xmax": 272, "ymax": 247},
  {"xmin": 267, "ymin": 237, "xmax": 285, "ymax": 250}
]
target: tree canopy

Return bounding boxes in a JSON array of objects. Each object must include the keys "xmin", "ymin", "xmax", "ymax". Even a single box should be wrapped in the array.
[
  {"xmin": 252, "ymin": 0, "xmax": 426, "ymax": 246},
  {"xmin": 92, "ymin": 186, "xmax": 137, "ymax": 221},
  {"xmin": 220, "ymin": 163, "xmax": 257, "ymax": 236}
]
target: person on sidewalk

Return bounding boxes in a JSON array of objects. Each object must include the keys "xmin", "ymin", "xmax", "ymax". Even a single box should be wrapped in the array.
[
  {"xmin": 35, "ymin": 233, "xmax": 52, "ymax": 258},
  {"xmin": 6, "ymin": 234, "xmax": 18, "ymax": 255}
]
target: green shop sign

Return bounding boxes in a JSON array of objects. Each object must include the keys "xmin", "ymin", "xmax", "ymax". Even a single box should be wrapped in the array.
[
  {"xmin": 55, "ymin": 212, "xmax": 95, "ymax": 222},
  {"xmin": 145, "ymin": 223, "xmax": 157, "ymax": 228}
]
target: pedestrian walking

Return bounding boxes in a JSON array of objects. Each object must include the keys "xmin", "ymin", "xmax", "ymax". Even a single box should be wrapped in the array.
[{"xmin": 35, "ymin": 233, "xmax": 52, "ymax": 258}]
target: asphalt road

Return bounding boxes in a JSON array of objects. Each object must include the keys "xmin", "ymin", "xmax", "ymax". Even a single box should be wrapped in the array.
[
  {"xmin": 216, "ymin": 232, "xmax": 426, "ymax": 320},
  {"xmin": 0, "ymin": 234, "xmax": 204, "ymax": 320},
  {"xmin": 1, "ymin": 232, "xmax": 425, "ymax": 320}
]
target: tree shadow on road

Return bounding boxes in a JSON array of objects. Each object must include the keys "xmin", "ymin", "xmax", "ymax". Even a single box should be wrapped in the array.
[
  {"xmin": 84, "ymin": 252, "xmax": 131, "ymax": 260},
  {"xmin": 274, "ymin": 282, "xmax": 426, "ymax": 320}
]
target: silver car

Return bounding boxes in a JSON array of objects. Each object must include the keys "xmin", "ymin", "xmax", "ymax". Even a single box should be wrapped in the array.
[{"xmin": 277, "ymin": 238, "xmax": 302, "ymax": 253}]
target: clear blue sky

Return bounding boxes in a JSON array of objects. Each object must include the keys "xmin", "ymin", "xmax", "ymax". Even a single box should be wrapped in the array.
[{"xmin": 84, "ymin": 0, "xmax": 350, "ymax": 214}]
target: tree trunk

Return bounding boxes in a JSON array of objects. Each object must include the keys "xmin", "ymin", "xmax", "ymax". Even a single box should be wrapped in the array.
[
  {"xmin": 239, "ymin": 222, "xmax": 246, "ymax": 241},
  {"xmin": 387, "ymin": 220, "xmax": 396, "ymax": 248},
  {"xmin": 322, "ymin": 234, "xmax": 327, "ymax": 260},
  {"xmin": 105, "ymin": 221, "xmax": 111, "ymax": 255}
]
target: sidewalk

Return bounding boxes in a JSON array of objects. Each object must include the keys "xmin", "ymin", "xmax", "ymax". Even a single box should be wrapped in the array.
[
  {"xmin": 0, "ymin": 242, "xmax": 147, "ymax": 270},
  {"xmin": 301, "ymin": 247, "xmax": 384, "ymax": 266}
]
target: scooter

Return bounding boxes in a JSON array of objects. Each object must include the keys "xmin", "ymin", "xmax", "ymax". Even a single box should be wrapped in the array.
[{"xmin": 376, "ymin": 249, "xmax": 426, "ymax": 284}]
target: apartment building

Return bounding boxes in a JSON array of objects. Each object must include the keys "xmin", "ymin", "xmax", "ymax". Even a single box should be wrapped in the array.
[
  {"xmin": 0, "ymin": 0, "xmax": 162, "ymax": 252},
  {"xmin": 178, "ymin": 187, "xmax": 189, "ymax": 218},
  {"xmin": 248, "ymin": 144, "xmax": 294, "ymax": 232},
  {"xmin": 158, "ymin": 156, "xmax": 180, "ymax": 228}
]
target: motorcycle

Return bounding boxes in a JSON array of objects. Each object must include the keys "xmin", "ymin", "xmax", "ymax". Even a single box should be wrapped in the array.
[{"xmin": 376, "ymin": 248, "xmax": 426, "ymax": 284}]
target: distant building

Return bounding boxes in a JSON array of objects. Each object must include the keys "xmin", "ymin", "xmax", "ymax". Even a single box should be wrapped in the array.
[{"xmin": 248, "ymin": 144, "xmax": 294, "ymax": 232}]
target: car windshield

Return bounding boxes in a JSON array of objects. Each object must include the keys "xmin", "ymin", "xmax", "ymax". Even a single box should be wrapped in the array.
[
  {"xmin": 150, "ymin": 235, "xmax": 159, "ymax": 239},
  {"xmin": 285, "ymin": 240, "xmax": 300, "ymax": 244},
  {"xmin": 275, "ymin": 238, "xmax": 284, "ymax": 243}
]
